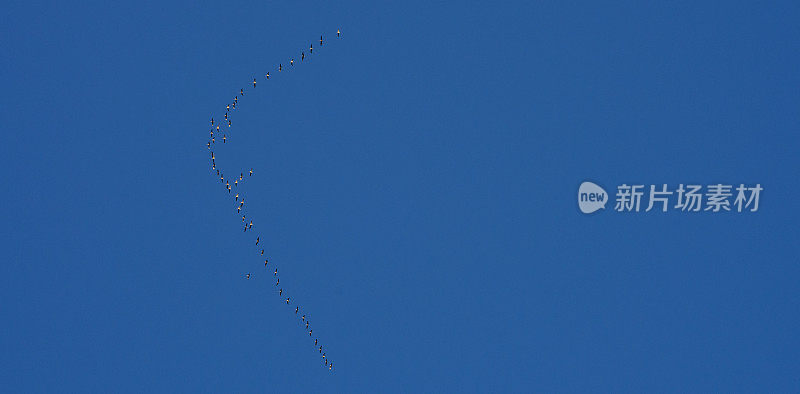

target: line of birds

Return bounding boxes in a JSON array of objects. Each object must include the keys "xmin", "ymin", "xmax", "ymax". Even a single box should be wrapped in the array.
[{"xmin": 207, "ymin": 29, "xmax": 342, "ymax": 372}]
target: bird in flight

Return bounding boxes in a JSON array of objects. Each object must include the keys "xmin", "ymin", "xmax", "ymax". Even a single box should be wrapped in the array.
[
  {"xmin": 290, "ymin": 59, "xmax": 294, "ymax": 66},
  {"xmin": 295, "ymin": 306, "xmax": 299, "ymax": 314},
  {"xmin": 264, "ymin": 259, "xmax": 268, "ymax": 267},
  {"xmin": 256, "ymin": 237, "xmax": 260, "ymax": 245},
  {"xmin": 301, "ymin": 52, "xmax": 305, "ymax": 61},
  {"xmin": 265, "ymin": 72, "xmax": 270, "ymax": 79},
  {"xmin": 253, "ymin": 78, "xmax": 256, "ymax": 87},
  {"xmin": 245, "ymin": 273, "xmax": 251, "ymax": 279},
  {"xmin": 286, "ymin": 298, "xmax": 291, "ymax": 304},
  {"xmin": 249, "ymin": 168, "xmax": 253, "ymax": 176},
  {"xmin": 337, "ymin": 29, "xmax": 340, "ymax": 37}
]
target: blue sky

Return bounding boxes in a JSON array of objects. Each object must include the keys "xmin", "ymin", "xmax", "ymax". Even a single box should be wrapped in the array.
[{"xmin": 2, "ymin": 1, "xmax": 799, "ymax": 392}]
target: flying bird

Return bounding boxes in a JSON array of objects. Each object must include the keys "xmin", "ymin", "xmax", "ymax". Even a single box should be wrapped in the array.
[
  {"xmin": 266, "ymin": 72, "xmax": 270, "ymax": 79},
  {"xmin": 245, "ymin": 273, "xmax": 251, "ymax": 279},
  {"xmin": 279, "ymin": 288, "xmax": 283, "ymax": 296},
  {"xmin": 290, "ymin": 59, "xmax": 294, "ymax": 66},
  {"xmin": 249, "ymin": 168, "xmax": 253, "ymax": 176},
  {"xmin": 295, "ymin": 307, "xmax": 299, "ymax": 314},
  {"xmin": 309, "ymin": 44, "xmax": 313, "ymax": 53},
  {"xmin": 301, "ymin": 52, "xmax": 305, "ymax": 61},
  {"xmin": 253, "ymin": 78, "xmax": 256, "ymax": 87},
  {"xmin": 320, "ymin": 35, "xmax": 323, "ymax": 46},
  {"xmin": 274, "ymin": 268, "xmax": 278, "ymax": 276},
  {"xmin": 256, "ymin": 237, "xmax": 260, "ymax": 245},
  {"xmin": 337, "ymin": 29, "xmax": 340, "ymax": 37},
  {"xmin": 286, "ymin": 298, "xmax": 290, "ymax": 304},
  {"xmin": 264, "ymin": 259, "xmax": 268, "ymax": 267}
]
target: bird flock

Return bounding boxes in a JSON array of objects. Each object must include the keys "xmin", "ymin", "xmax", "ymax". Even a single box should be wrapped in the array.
[{"xmin": 207, "ymin": 29, "xmax": 342, "ymax": 372}]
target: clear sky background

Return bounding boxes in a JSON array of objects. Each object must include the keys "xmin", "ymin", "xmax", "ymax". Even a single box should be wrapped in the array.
[{"xmin": 2, "ymin": 1, "xmax": 799, "ymax": 392}]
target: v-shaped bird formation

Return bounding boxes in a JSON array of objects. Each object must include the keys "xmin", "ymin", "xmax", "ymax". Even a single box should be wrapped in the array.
[{"xmin": 207, "ymin": 29, "xmax": 343, "ymax": 372}]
